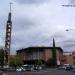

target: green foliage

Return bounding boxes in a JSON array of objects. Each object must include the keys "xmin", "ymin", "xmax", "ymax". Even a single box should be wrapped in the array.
[
  {"xmin": 52, "ymin": 47, "xmax": 57, "ymax": 66},
  {"xmin": 46, "ymin": 58, "xmax": 57, "ymax": 67},
  {"xmin": 52, "ymin": 48, "xmax": 56, "ymax": 59},
  {"xmin": 0, "ymin": 48, "xmax": 4, "ymax": 67},
  {"xmin": 35, "ymin": 60, "xmax": 43, "ymax": 66},
  {"xmin": 9, "ymin": 56, "xmax": 23, "ymax": 67},
  {"xmin": 37, "ymin": 60, "xmax": 42, "ymax": 65}
]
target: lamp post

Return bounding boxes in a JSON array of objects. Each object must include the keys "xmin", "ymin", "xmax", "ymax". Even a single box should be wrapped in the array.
[{"xmin": 66, "ymin": 28, "xmax": 75, "ymax": 31}]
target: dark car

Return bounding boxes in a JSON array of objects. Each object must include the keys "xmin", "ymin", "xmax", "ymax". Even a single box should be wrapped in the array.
[
  {"xmin": 65, "ymin": 65, "xmax": 73, "ymax": 71},
  {"xmin": 0, "ymin": 67, "xmax": 16, "ymax": 72},
  {"xmin": 22, "ymin": 65, "xmax": 34, "ymax": 71}
]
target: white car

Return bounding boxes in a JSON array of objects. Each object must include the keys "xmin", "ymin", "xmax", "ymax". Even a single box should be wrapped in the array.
[
  {"xmin": 16, "ymin": 67, "xmax": 23, "ymax": 71},
  {"xmin": 57, "ymin": 65, "xmax": 66, "ymax": 70}
]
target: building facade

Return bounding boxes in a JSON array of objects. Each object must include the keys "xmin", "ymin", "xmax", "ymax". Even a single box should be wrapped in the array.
[
  {"xmin": 72, "ymin": 51, "xmax": 75, "ymax": 64},
  {"xmin": 61, "ymin": 52, "xmax": 73, "ymax": 65},
  {"xmin": 16, "ymin": 47, "xmax": 63, "ymax": 65}
]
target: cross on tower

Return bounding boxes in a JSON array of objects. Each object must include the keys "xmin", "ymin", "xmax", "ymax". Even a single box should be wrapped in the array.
[{"xmin": 9, "ymin": 2, "xmax": 13, "ymax": 12}]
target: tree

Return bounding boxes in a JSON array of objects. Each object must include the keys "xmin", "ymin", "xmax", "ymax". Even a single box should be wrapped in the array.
[
  {"xmin": 52, "ymin": 47, "xmax": 57, "ymax": 66},
  {"xmin": 9, "ymin": 56, "xmax": 23, "ymax": 67},
  {"xmin": 52, "ymin": 38, "xmax": 57, "ymax": 66},
  {"xmin": 0, "ymin": 48, "xmax": 4, "ymax": 67},
  {"xmin": 35, "ymin": 60, "xmax": 42, "ymax": 66},
  {"xmin": 46, "ymin": 58, "xmax": 57, "ymax": 67}
]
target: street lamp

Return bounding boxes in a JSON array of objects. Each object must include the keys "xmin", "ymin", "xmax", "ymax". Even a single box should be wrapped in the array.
[
  {"xmin": 66, "ymin": 29, "xmax": 69, "ymax": 31},
  {"xmin": 66, "ymin": 28, "xmax": 75, "ymax": 31}
]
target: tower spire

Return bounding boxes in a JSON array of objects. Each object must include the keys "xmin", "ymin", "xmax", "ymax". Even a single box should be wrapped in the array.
[
  {"xmin": 8, "ymin": 12, "xmax": 11, "ymax": 22},
  {"xmin": 9, "ymin": 2, "xmax": 12, "ymax": 13},
  {"xmin": 8, "ymin": 2, "xmax": 12, "ymax": 21},
  {"xmin": 5, "ymin": 3, "xmax": 13, "ymax": 66},
  {"xmin": 53, "ymin": 38, "xmax": 55, "ymax": 48}
]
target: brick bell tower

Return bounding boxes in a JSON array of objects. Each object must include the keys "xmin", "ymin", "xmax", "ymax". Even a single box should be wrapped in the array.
[{"xmin": 5, "ymin": 3, "xmax": 12, "ymax": 66}]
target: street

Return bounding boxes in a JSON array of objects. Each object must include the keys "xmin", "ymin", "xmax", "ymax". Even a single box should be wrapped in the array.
[{"xmin": 2, "ymin": 69, "xmax": 75, "ymax": 75}]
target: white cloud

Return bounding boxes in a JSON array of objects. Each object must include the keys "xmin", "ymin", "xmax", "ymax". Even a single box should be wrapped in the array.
[
  {"xmin": 14, "ymin": 0, "xmax": 50, "ymax": 4},
  {"xmin": 69, "ymin": 0, "xmax": 75, "ymax": 4},
  {"xmin": 0, "ymin": 0, "xmax": 75, "ymax": 54}
]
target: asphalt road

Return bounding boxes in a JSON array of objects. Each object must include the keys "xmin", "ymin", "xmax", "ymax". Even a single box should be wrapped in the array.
[{"xmin": 2, "ymin": 69, "xmax": 75, "ymax": 75}]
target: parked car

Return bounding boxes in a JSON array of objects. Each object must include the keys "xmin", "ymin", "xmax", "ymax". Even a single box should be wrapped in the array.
[
  {"xmin": 0, "ymin": 67, "xmax": 16, "ymax": 72},
  {"xmin": 16, "ymin": 67, "xmax": 23, "ymax": 71},
  {"xmin": 34, "ymin": 65, "xmax": 42, "ymax": 70},
  {"xmin": 22, "ymin": 65, "xmax": 34, "ymax": 71},
  {"xmin": 65, "ymin": 65, "xmax": 73, "ymax": 70},
  {"xmin": 57, "ymin": 65, "xmax": 66, "ymax": 70},
  {"xmin": 72, "ymin": 65, "xmax": 75, "ymax": 69}
]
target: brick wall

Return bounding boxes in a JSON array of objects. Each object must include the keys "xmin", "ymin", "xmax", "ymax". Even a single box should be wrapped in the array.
[
  {"xmin": 44, "ymin": 49, "xmax": 52, "ymax": 61},
  {"xmin": 16, "ymin": 47, "xmax": 63, "ymax": 64}
]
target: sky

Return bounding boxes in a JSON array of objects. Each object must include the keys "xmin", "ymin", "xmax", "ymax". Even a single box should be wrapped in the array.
[{"xmin": 0, "ymin": 0, "xmax": 75, "ymax": 54}]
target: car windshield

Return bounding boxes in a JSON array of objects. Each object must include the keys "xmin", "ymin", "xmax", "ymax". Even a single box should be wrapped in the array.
[{"xmin": 22, "ymin": 65, "xmax": 33, "ymax": 68}]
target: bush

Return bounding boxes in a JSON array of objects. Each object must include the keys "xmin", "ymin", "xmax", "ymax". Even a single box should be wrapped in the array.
[
  {"xmin": 9, "ymin": 56, "xmax": 23, "ymax": 67},
  {"xmin": 46, "ymin": 58, "xmax": 57, "ymax": 68}
]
